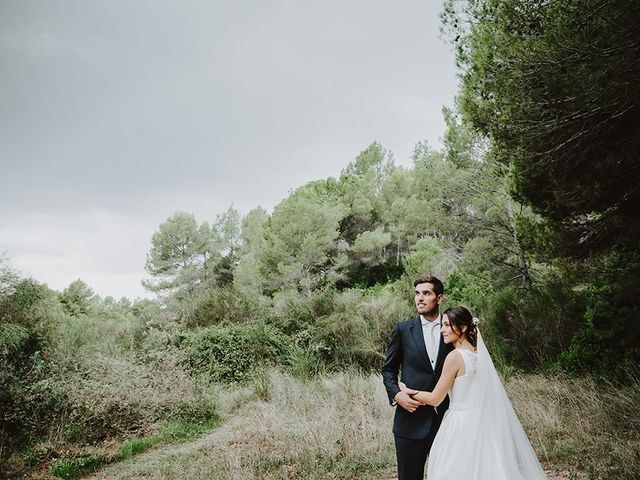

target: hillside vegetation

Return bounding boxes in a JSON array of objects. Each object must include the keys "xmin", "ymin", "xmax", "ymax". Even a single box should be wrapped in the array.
[{"xmin": 2, "ymin": 0, "xmax": 639, "ymax": 478}]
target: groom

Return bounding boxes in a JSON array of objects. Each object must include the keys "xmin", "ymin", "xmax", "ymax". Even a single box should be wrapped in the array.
[{"xmin": 382, "ymin": 274, "xmax": 453, "ymax": 480}]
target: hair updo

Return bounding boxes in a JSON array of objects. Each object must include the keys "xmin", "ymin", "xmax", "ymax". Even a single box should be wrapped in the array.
[{"xmin": 442, "ymin": 306, "xmax": 478, "ymax": 348}]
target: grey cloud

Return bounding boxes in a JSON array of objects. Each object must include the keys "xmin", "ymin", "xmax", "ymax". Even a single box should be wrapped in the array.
[{"xmin": 0, "ymin": 0, "xmax": 458, "ymax": 297}]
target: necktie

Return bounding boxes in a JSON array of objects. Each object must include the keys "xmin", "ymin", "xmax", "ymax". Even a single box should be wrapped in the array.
[{"xmin": 426, "ymin": 322, "xmax": 439, "ymax": 364}]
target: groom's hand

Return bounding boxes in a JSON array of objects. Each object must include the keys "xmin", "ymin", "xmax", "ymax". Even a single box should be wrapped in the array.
[
  {"xmin": 394, "ymin": 391, "xmax": 421, "ymax": 412},
  {"xmin": 399, "ymin": 382, "xmax": 418, "ymax": 396}
]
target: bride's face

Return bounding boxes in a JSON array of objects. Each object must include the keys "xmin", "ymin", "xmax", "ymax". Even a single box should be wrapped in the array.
[{"xmin": 441, "ymin": 314, "xmax": 463, "ymax": 344}]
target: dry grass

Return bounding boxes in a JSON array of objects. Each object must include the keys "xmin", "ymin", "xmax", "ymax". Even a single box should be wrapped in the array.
[
  {"xmin": 86, "ymin": 370, "xmax": 395, "ymax": 480},
  {"xmin": 68, "ymin": 371, "xmax": 639, "ymax": 480},
  {"xmin": 507, "ymin": 374, "xmax": 640, "ymax": 479},
  {"xmin": 50, "ymin": 352, "xmax": 216, "ymax": 441}
]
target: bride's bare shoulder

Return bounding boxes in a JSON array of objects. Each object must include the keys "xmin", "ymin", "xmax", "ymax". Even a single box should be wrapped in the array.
[{"xmin": 444, "ymin": 349, "xmax": 465, "ymax": 366}]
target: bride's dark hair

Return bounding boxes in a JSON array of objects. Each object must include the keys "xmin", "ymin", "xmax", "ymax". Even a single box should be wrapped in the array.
[{"xmin": 443, "ymin": 306, "xmax": 477, "ymax": 347}]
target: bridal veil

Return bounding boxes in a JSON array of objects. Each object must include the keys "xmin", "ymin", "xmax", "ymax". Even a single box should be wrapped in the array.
[{"xmin": 466, "ymin": 329, "xmax": 547, "ymax": 479}]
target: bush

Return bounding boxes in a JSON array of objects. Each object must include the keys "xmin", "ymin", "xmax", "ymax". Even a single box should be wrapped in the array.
[
  {"xmin": 51, "ymin": 352, "xmax": 218, "ymax": 441},
  {"xmin": 260, "ymin": 284, "xmax": 415, "ymax": 373},
  {"xmin": 340, "ymin": 260, "xmax": 405, "ymax": 288},
  {"xmin": 0, "ymin": 278, "xmax": 51, "ymax": 328},
  {"xmin": 270, "ymin": 288, "xmax": 337, "ymax": 335},
  {"xmin": 186, "ymin": 322, "xmax": 290, "ymax": 383},
  {"xmin": 309, "ymin": 286, "xmax": 413, "ymax": 371},
  {"xmin": 560, "ymin": 325, "xmax": 613, "ymax": 380},
  {"xmin": 443, "ymin": 271, "xmax": 494, "ymax": 313},
  {"xmin": 55, "ymin": 312, "xmax": 139, "ymax": 362},
  {"xmin": 286, "ymin": 346, "xmax": 326, "ymax": 380},
  {"xmin": 0, "ymin": 279, "xmax": 63, "ymax": 470},
  {"xmin": 560, "ymin": 273, "xmax": 640, "ymax": 384},
  {"xmin": 485, "ymin": 280, "xmax": 585, "ymax": 370},
  {"xmin": 187, "ymin": 285, "xmax": 266, "ymax": 327},
  {"xmin": 0, "ymin": 322, "xmax": 40, "ymax": 359},
  {"xmin": 0, "ymin": 328, "xmax": 55, "ymax": 459}
]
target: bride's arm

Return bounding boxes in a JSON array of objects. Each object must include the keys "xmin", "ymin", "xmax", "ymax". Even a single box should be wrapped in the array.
[{"xmin": 411, "ymin": 351, "xmax": 463, "ymax": 407}]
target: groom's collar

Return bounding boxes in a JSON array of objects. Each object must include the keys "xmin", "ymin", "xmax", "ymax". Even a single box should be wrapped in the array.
[{"xmin": 420, "ymin": 313, "xmax": 441, "ymax": 326}]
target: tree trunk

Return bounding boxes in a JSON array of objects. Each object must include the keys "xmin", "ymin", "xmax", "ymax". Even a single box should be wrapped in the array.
[{"xmin": 506, "ymin": 196, "xmax": 532, "ymax": 290}]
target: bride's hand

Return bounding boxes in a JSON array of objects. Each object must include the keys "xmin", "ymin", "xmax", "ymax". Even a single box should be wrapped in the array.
[{"xmin": 399, "ymin": 381, "xmax": 418, "ymax": 396}]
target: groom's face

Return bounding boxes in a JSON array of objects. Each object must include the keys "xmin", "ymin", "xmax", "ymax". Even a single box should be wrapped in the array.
[{"xmin": 414, "ymin": 282, "xmax": 442, "ymax": 316}]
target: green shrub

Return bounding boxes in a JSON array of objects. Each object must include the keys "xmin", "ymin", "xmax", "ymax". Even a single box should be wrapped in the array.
[
  {"xmin": 0, "ymin": 278, "xmax": 66, "ymax": 468},
  {"xmin": 443, "ymin": 271, "xmax": 494, "ymax": 313},
  {"xmin": 187, "ymin": 322, "xmax": 290, "ymax": 383},
  {"xmin": 561, "ymin": 326, "xmax": 640, "ymax": 384},
  {"xmin": 263, "ymin": 285, "xmax": 415, "ymax": 373},
  {"xmin": 56, "ymin": 313, "xmax": 138, "ymax": 361},
  {"xmin": 560, "ymin": 275, "xmax": 640, "ymax": 384},
  {"xmin": 340, "ymin": 260, "xmax": 405, "ymax": 288},
  {"xmin": 270, "ymin": 288, "xmax": 337, "ymax": 336},
  {"xmin": 53, "ymin": 352, "xmax": 217, "ymax": 441},
  {"xmin": 306, "ymin": 286, "xmax": 413, "ymax": 371},
  {"xmin": 0, "ymin": 322, "xmax": 38, "ymax": 358},
  {"xmin": 486, "ymin": 281, "xmax": 585, "ymax": 370},
  {"xmin": 0, "ymin": 278, "xmax": 50, "ymax": 327},
  {"xmin": 0, "ymin": 296, "xmax": 59, "ymax": 461},
  {"xmin": 187, "ymin": 285, "xmax": 266, "ymax": 327},
  {"xmin": 286, "ymin": 346, "xmax": 325, "ymax": 380}
]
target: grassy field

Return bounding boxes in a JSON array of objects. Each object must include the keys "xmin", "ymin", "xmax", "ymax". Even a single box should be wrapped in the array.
[{"xmin": 39, "ymin": 370, "xmax": 635, "ymax": 480}]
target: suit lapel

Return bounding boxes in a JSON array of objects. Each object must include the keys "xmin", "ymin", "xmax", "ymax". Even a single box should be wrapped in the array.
[{"xmin": 409, "ymin": 316, "xmax": 432, "ymax": 370}]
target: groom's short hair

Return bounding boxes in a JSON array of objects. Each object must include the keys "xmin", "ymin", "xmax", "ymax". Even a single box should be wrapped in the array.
[{"xmin": 413, "ymin": 274, "xmax": 444, "ymax": 296}]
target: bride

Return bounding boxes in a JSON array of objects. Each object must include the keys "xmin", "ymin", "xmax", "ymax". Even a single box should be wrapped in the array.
[{"xmin": 400, "ymin": 306, "xmax": 546, "ymax": 479}]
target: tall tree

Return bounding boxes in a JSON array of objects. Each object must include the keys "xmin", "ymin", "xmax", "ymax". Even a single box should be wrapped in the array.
[
  {"xmin": 338, "ymin": 142, "xmax": 394, "ymax": 244},
  {"xmin": 234, "ymin": 207, "xmax": 269, "ymax": 295},
  {"xmin": 260, "ymin": 181, "xmax": 347, "ymax": 296},
  {"xmin": 445, "ymin": 0, "xmax": 640, "ymax": 256},
  {"xmin": 143, "ymin": 211, "xmax": 214, "ymax": 293},
  {"xmin": 60, "ymin": 279, "xmax": 96, "ymax": 317},
  {"xmin": 443, "ymin": 0, "xmax": 640, "ymax": 375},
  {"xmin": 211, "ymin": 207, "xmax": 241, "ymax": 286}
]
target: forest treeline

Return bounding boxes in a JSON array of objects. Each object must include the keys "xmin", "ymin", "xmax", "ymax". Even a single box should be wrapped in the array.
[{"xmin": 2, "ymin": 0, "xmax": 639, "ymax": 478}]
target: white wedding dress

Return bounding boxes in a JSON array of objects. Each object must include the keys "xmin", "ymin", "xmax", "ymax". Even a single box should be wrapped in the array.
[{"xmin": 427, "ymin": 331, "xmax": 546, "ymax": 479}]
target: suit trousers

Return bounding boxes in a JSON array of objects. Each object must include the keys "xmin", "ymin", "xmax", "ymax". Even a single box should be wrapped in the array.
[{"xmin": 394, "ymin": 429, "xmax": 438, "ymax": 480}]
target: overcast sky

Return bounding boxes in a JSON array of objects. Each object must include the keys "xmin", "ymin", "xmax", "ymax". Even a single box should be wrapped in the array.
[{"xmin": 0, "ymin": 0, "xmax": 459, "ymax": 300}]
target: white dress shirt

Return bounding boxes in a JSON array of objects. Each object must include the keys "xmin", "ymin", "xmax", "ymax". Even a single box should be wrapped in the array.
[{"xmin": 421, "ymin": 314, "xmax": 441, "ymax": 368}]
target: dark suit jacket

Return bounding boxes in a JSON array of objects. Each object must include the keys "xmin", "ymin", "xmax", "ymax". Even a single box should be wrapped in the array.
[{"xmin": 381, "ymin": 315, "xmax": 454, "ymax": 440}]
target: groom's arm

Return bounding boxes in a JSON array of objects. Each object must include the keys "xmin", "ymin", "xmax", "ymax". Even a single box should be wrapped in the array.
[
  {"xmin": 381, "ymin": 324, "xmax": 402, "ymax": 404},
  {"xmin": 381, "ymin": 324, "xmax": 421, "ymax": 412}
]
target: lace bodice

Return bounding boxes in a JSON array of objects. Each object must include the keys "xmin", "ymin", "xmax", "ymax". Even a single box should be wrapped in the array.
[{"xmin": 448, "ymin": 348, "xmax": 478, "ymax": 408}]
